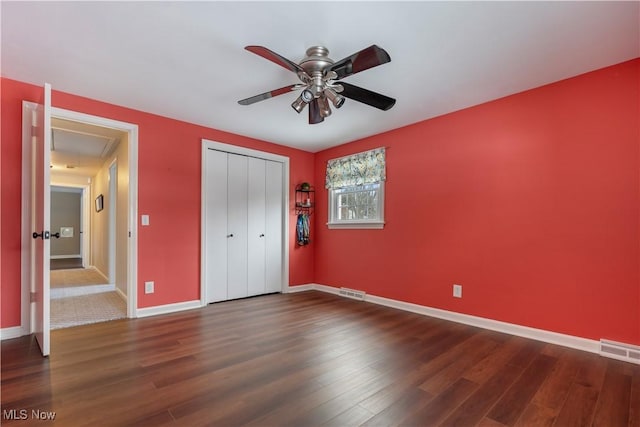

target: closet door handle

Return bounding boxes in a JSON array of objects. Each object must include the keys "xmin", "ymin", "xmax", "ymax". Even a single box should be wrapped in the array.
[
  {"xmin": 259, "ymin": 234, "xmax": 265, "ymax": 237},
  {"xmin": 227, "ymin": 233, "xmax": 234, "ymax": 238}
]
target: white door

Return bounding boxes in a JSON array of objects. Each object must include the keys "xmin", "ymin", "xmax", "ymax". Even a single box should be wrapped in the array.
[
  {"xmin": 265, "ymin": 161, "xmax": 283, "ymax": 293},
  {"xmin": 226, "ymin": 153, "xmax": 248, "ymax": 300},
  {"xmin": 32, "ymin": 83, "xmax": 52, "ymax": 356},
  {"xmin": 204, "ymin": 149, "xmax": 228, "ymax": 303},
  {"xmin": 247, "ymin": 157, "xmax": 266, "ymax": 296},
  {"xmin": 203, "ymin": 144, "xmax": 285, "ymax": 304}
]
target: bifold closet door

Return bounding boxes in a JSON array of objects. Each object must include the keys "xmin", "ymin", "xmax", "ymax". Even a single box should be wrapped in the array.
[
  {"xmin": 265, "ymin": 161, "xmax": 283, "ymax": 293},
  {"xmin": 226, "ymin": 153, "xmax": 249, "ymax": 300},
  {"xmin": 247, "ymin": 157, "xmax": 266, "ymax": 296},
  {"xmin": 205, "ymin": 148, "xmax": 283, "ymax": 304},
  {"xmin": 205, "ymin": 149, "xmax": 228, "ymax": 303}
]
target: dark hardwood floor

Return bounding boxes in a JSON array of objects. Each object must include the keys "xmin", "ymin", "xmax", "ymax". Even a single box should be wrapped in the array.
[
  {"xmin": 1, "ymin": 291, "xmax": 639, "ymax": 426},
  {"xmin": 50, "ymin": 257, "xmax": 83, "ymax": 270}
]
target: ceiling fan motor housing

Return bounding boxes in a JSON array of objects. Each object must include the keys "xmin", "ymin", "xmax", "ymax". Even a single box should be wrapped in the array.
[
  {"xmin": 299, "ymin": 47, "xmax": 339, "ymax": 99},
  {"xmin": 299, "ymin": 46, "xmax": 334, "ymax": 76}
]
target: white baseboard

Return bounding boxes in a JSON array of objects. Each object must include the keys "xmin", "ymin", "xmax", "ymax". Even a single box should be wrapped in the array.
[
  {"xmin": 1, "ymin": 326, "xmax": 27, "ymax": 341},
  {"xmin": 136, "ymin": 300, "xmax": 201, "ymax": 318},
  {"xmin": 115, "ymin": 287, "xmax": 127, "ymax": 302},
  {"xmin": 91, "ymin": 266, "xmax": 109, "ymax": 283},
  {"xmin": 50, "ymin": 254, "xmax": 82, "ymax": 259},
  {"xmin": 311, "ymin": 284, "xmax": 341, "ymax": 295},
  {"xmin": 305, "ymin": 284, "xmax": 600, "ymax": 355},
  {"xmin": 286, "ymin": 284, "xmax": 316, "ymax": 293},
  {"xmin": 51, "ymin": 283, "xmax": 115, "ymax": 299}
]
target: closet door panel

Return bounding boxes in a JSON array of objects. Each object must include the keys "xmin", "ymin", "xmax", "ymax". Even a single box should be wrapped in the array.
[
  {"xmin": 265, "ymin": 160, "xmax": 283, "ymax": 293},
  {"xmin": 227, "ymin": 154, "xmax": 249, "ymax": 300},
  {"xmin": 205, "ymin": 149, "xmax": 228, "ymax": 303},
  {"xmin": 247, "ymin": 157, "xmax": 266, "ymax": 296}
]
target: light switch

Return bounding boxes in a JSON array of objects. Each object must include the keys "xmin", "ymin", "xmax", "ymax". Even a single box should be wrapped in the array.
[{"xmin": 141, "ymin": 215, "xmax": 150, "ymax": 226}]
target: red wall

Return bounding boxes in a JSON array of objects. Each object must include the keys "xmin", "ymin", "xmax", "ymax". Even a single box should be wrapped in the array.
[
  {"xmin": 1, "ymin": 78, "xmax": 315, "ymax": 326},
  {"xmin": 314, "ymin": 59, "xmax": 640, "ymax": 344},
  {"xmin": 3, "ymin": 59, "xmax": 638, "ymax": 345}
]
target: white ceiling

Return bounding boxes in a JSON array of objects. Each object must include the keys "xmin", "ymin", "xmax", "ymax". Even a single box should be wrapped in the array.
[{"xmin": 2, "ymin": 2, "xmax": 638, "ymax": 153}]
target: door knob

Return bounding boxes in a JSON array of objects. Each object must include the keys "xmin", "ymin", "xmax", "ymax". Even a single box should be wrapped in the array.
[
  {"xmin": 227, "ymin": 233, "xmax": 234, "ymax": 238},
  {"xmin": 51, "ymin": 232, "xmax": 60, "ymax": 239},
  {"xmin": 259, "ymin": 234, "xmax": 265, "ymax": 237},
  {"xmin": 32, "ymin": 231, "xmax": 50, "ymax": 240}
]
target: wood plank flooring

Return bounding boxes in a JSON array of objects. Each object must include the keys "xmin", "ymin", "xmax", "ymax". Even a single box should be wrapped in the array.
[
  {"xmin": 2, "ymin": 291, "xmax": 639, "ymax": 426},
  {"xmin": 50, "ymin": 258, "xmax": 83, "ymax": 270}
]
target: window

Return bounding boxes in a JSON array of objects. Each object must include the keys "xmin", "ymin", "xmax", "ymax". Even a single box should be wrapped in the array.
[
  {"xmin": 328, "ymin": 183, "xmax": 384, "ymax": 228},
  {"xmin": 325, "ymin": 148, "xmax": 386, "ymax": 229}
]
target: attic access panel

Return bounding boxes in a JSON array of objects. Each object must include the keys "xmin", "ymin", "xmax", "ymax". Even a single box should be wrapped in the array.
[{"xmin": 51, "ymin": 128, "xmax": 117, "ymax": 158}]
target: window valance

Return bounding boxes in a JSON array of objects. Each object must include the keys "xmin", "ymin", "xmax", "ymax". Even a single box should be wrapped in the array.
[{"xmin": 325, "ymin": 147, "xmax": 386, "ymax": 189}]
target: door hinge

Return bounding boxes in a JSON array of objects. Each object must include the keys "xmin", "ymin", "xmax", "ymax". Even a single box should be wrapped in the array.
[{"xmin": 30, "ymin": 292, "xmax": 36, "ymax": 303}]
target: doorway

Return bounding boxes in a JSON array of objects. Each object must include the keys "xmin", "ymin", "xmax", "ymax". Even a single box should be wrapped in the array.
[
  {"xmin": 49, "ymin": 184, "xmax": 87, "ymax": 270},
  {"xmin": 49, "ymin": 119, "xmax": 127, "ymax": 329},
  {"xmin": 21, "ymin": 104, "xmax": 139, "ymax": 343}
]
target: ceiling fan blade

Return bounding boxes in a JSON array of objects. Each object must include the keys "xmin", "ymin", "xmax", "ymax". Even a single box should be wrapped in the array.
[
  {"xmin": 245, "ymin": 46, "xmax": 305, "ymax": 75},
  {"xmin": 238, "ymin": 84, "xmax": 304, "ymax": 106},
  {"xmin": 308, "ymin": 99, "xmax": 324, "ymax": 124},
  {"xmin": 329, "ymin": 45, "xmax": 391, "ymax": 80},
  {"xmin": 339, "ymin": 82, "xmax": 396, "ymax": 111}
]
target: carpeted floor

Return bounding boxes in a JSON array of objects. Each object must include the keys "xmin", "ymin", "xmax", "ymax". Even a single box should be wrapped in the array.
[
  {"xmin": 50, "ymin": 267, "xmax": 109, "ymax": 288},
  {"xmin": 51, "ymin": 292, "xmax": 126, "ymax": 330},
  {"xmin": 50, "ymin": 268, "xmax": 126, "ymax": 329}
]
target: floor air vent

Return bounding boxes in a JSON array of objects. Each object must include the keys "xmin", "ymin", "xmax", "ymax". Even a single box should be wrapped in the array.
[
  {"xmin": 599, "ymin": 339, "xmax": 640, "ymax": 365},
  {"xmin": 338, "ymin": 287, "xmax": 366, "ymax": 301}
]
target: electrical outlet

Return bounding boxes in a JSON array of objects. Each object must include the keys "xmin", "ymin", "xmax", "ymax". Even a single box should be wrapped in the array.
[
  {"xmin": 145, "ymin": 281, "xmax": 155, "ymax": 294},
  {"xmin": 453, "ymin": 284, "xmax": 462, "ymax": 298}
]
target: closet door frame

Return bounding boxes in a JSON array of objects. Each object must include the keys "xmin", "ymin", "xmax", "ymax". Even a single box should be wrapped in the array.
[{"xmin": 200, "ymin": 139, "xmax": 290, "ymax": 306}]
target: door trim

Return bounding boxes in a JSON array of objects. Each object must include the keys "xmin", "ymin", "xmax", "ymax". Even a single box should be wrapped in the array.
[
  {"xmin": 108, "ymin": 159, "xmax": 118, "ymax": 283},
  {"xmin": 20, "ymin": 102, "xmax": 36, "ymax": 337},
  {"xmin": 21, "ymin": 106, "xmax": 139, "ymax": 336},
  {"xmin": 50, "ymin": 107, "xmax": 139, "ymax": 319},
  {"xmin": 200, "ymin": 139, "xmax": 290, "ymax": 306},
  {"xmin": 49, "ymin": 183, "xmax": 91, "ymax": 268}
]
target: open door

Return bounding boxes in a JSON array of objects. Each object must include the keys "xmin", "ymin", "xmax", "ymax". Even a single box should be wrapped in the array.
[{"xmin": 31, "ymin": 83, "xmax": 52, "ymax": 356}]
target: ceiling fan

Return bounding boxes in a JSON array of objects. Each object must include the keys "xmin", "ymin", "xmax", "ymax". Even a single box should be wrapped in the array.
[{"xmin": 238, "ymin": 45, "xmax": 396, "ymax": 124}]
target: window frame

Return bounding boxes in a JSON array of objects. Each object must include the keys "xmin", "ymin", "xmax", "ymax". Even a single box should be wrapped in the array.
[{"xmin": 327, "ymin": 182, "xmax": 385, "ymax": 229}]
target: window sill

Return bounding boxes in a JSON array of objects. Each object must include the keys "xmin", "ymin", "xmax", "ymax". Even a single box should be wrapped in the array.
[{"xmin": 327, "ymin": 221, "xmax": 385, "ymax": 230}]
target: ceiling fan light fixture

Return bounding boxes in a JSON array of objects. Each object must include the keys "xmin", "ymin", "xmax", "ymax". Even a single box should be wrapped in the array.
[
  {"xmin": 291, "ymin": 95, "xmax": 308, "ymax": 113},
  {"xmin": 301, "ymin": 88, "xmax": 314, "ymax": 103},
  {"xmin": 325, "ymin": 88, "xmax": 345, "ymax": 109},
  {"xmin": 292, "ymin": 88, "xmax": 316, "ymax": 113}
]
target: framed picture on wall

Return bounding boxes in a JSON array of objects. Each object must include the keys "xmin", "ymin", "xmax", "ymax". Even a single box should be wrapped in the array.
[{"xmin": 95, "ymin": 194, "xmax": 104, "ymax": 212}]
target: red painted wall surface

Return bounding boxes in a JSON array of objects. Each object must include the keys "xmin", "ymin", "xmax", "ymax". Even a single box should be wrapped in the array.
[
  {"xmin": 1, "ymin": 78, "xmax": 315, "ymax": 326},
  {"xmin": 3, "ymin": 59, "xmax": 638, "ymax": 345},
  {"xmin": 314, "ymin": 59, "xmax": 640, "ymax": 344}
]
